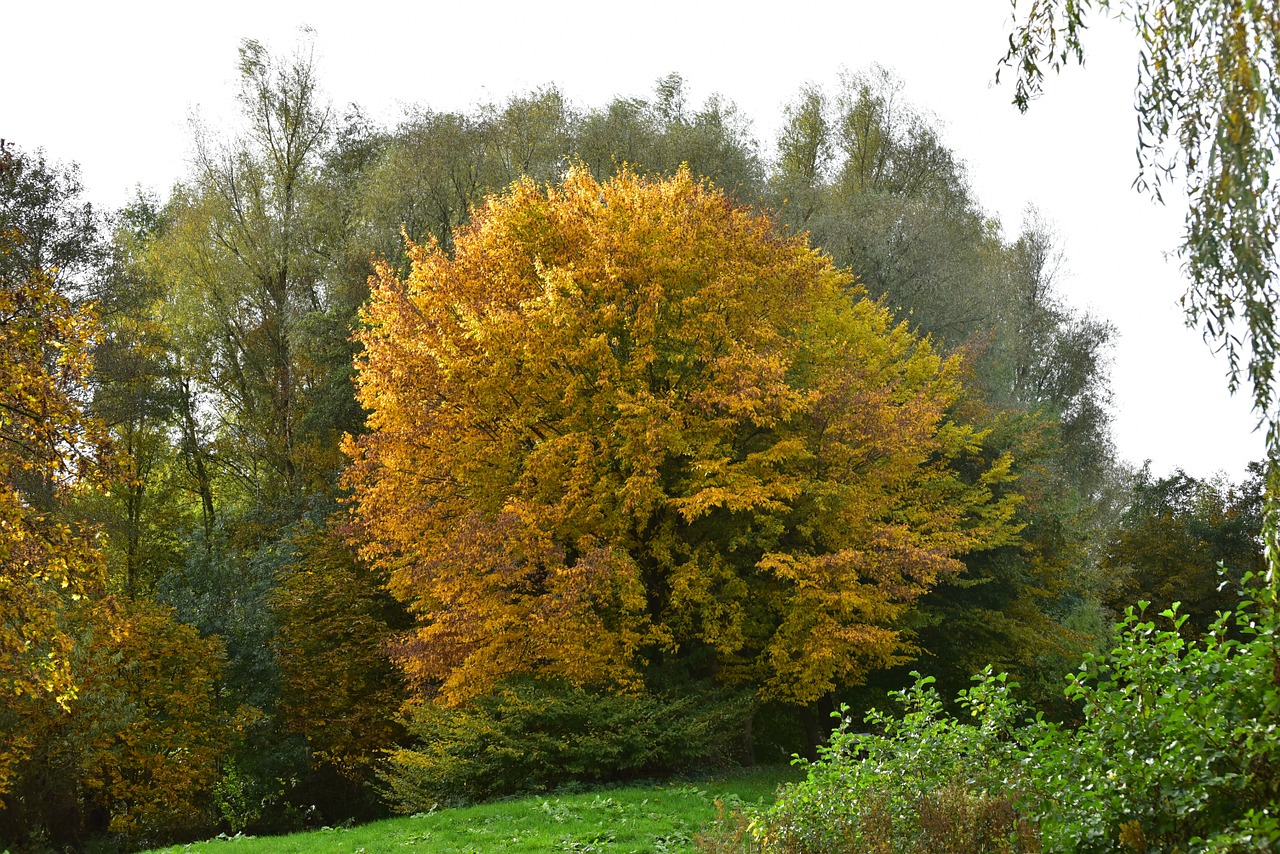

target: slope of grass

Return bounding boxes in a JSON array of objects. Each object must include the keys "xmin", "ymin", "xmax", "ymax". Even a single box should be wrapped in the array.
[{"xmin": 144, "ymin": 765, "xmax": 797, "ymax": 853}]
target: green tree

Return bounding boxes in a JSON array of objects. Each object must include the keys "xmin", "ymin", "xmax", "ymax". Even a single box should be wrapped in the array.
[
  {"xmin": 355, "ymin": 87, "xmax": 572, "ymax": 263},
  {"xmin": 154, "ymin": 34, "xmax": 333, "ymax": 508},
  {"xmin": 0, "ymin": 142, "xmax": 107, "ymax": 293},
  {"xmin": 79, "ymin": 195, "xmax": 195, "ymax": 597},
  {"xmin": 770, "ymin": 68, "xmax": 1010, "ymax": 350},
  {"xmin": 1100, "ymin": 464, "xmax": 1266, "ymax": 634},
  {"xmin": 575, "ymin": 73, "xmax": 763, "ymax": 199}
]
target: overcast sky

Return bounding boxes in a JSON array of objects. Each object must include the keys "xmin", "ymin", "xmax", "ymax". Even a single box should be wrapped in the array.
[{"xmin": 7, "ymin": 1, "xmax": 1263, "ymax": 480}]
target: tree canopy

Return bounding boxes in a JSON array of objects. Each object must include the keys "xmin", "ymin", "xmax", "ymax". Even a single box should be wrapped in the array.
[
  {"xmin": 344, "ymin": 167, "xmax": 1021, "ymax": 706},
  {"xmin": 0, "ymin": 148, "xmax": 111, "ymax": 799}
]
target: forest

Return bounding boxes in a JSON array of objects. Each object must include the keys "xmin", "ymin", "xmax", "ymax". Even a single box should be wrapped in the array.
[{"xmin": 2, "ymin": 16, "xmax": 1279, "ymax": 853}]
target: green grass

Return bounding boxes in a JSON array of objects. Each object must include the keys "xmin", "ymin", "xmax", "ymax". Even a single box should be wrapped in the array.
[{"xmin": 144, "ymin": 765, "xmax": 797, "ymax": 853}]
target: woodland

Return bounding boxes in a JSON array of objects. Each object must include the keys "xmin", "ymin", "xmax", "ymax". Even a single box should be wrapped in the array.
[{"xmin": 2, "ymin": 10, "xmax": 1278, "ymax": 851}]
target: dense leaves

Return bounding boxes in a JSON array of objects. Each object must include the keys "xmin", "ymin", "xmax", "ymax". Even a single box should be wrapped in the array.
[
  {"xmin": 0, "ymin": 599, "xmax": 247, "ymax": 848},
  {"xmin": 0, "ymin": 147, "xmax": 251, "ymax": 852},
  {"xmin": 272, "ymin": 518, "xmax": 409, "ymax": 787},
  {"xmin": 731, "ymin": 584, "xmax": 1280, "ymax": 852},
  {"xmin": 755, "ymin": 671, "xmax": 1035, "ymax": 853},
  {"xmin": 346, "ymin": 167, "xmax": 1021, "ymax": 707},
  {"xmin": 0, "ymin": 149, "xmax": 111, "ymax": 802},
  {"xmin": 1022, "ymin": 596, "xmax": 1280, "ymax": 851},
  {"xmin": 1101, "ymin": 464, "xmax": 1265, "ymax": 634},
  {"xmin": 383, "ymin": 678, "xmax": 750, "ymax": 810}
]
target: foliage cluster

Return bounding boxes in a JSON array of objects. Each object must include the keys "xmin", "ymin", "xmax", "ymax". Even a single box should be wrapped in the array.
[
  {"xmin": 754, "ymin": 671, "xmax": 1035, "ymax": 853},
  {"xmin": 1, "ymin": 576, "xmax": 246, "ymax": 849},
  {"xmin": 728, "ymin": 581, "xmax": 1280, "ymax": 853},
  {"xmin": 766, "ymin": 67, "xmax": 1125, "ymax": 711},
  {"xmin": 272, "ymin": 520, "xmax": 409, "ymax": 791},
  {"xmin": 1100, "ymin": 464, "xmax": 1266, "ymax": 634},
  {"xmin": 346, "ymin": 165, "xmax": 1021, "ymax": 712},
  {"xmin": 0, "ymin": 210, "xmax": 107, "ymax": 738},
  {"xmin": 1022, "ymin": 592, "xmax": 1280, "ymax": 851},
  {"xmin": 381, "ymin": 678, "xmax": 752, "ymax": 810}
]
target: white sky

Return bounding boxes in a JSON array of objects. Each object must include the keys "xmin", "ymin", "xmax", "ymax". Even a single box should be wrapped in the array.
[{"xmin": 6, "ymin": 0, "xmax": 1263, "ymax": 480}]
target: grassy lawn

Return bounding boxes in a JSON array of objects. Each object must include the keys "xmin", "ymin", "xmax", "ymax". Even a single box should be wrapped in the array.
[{"xmin": 144, "ymin": 765, "xmax": 797, "ymax": 853}]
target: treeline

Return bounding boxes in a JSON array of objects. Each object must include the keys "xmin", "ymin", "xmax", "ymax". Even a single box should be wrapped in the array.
[{"xmin": 0, "ymin": 37, "xmax": 1263, "ymax": 851}]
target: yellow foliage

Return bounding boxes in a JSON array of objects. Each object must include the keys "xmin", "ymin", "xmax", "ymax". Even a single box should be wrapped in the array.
[
  {"xmin": 0, "ymin": 227, "xmax": 111, "ymax": 800},
  {"xmin": 72, "ymin": 598, "xmax": 248, "ymax": 838},
  {"xmin": 345, "ymin": 167, "xmax": 1022, "ymax": 706},
  {"xmin": 1, "ymin": 597, "xmax": 246, "ymax": 841}
]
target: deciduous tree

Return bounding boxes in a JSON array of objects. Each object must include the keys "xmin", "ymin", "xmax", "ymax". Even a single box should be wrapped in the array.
[
  {"xmin": 345, "ymin": 168, "xmax": 1021, "ymax": 708},
  {"xmin": 155, "ymin": 34, "xmax": 333, "ymax": 507},
  {"xmin": 0, "ymin": 147, "xmax": 110, "ymax": 798},
  {"xmin": 272, "ymin": 517, "xmax": 409, "ymax": 788},
  {"xmin": 0, "ymin": 597, "xmax": 247, "ymax": 848},
  {"xmin": 1101, "ymin": 464, "xmax": 1266, "ymax": 635}
]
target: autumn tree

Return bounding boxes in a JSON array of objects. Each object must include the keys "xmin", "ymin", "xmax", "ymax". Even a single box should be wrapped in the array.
[
  {"xmin": 0, "ymin": 147, "xmax": 111, "ymax": 799},
  {"xmin": 0, "ymin": 598, "xmax": 248, "ymax": 848},
  {"xmin": 769, "ymin": 71, "xmax": 1117, "ymax": 485},
  {"xmin": 271, "ymin": 516, "xmax": 409, "ymax": 811},
  {"xmin": 767, "ymin": 75, "xmax": 1122, "ymax": 709},
  {"xmin": 574, "ymin": 74, "xmax": 763, "ymax": 198},
  {"xmin": 0, "ymin": 146, "xmax": 250, "ymax": 848},
  {"xmin": 345, "ymin": 167, "xmax": 1021, "ymax": 711}
]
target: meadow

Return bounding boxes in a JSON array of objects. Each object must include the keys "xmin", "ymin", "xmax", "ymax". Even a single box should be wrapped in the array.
[{"xmin": 142, "ymin": 766, "xmax": 798, "ymax": 854}]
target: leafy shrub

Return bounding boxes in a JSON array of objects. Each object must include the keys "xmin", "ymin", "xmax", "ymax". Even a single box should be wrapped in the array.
[
  {"xmin": 1021, "ymin": 586, "xmax": 1280, "ymax": 852},
  {"xmin": 381, "ymin": 678, "xmax": 751, "ymax": 810},
  {"xmin": 738, "ymin": 577, "xmax": 1280, "ymax": 854},
  {"xmin": 753, "ymin": 669, "xmax": 1036, "ymax": 854}
]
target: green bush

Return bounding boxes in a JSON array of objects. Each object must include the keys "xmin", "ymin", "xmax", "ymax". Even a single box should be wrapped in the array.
[
  {"xmin": 739, "ymin": 577, "xmax": 1280, "ymax": 854},
  {"xmin": 380, "ymin": 678, "xmax": 752, "ymax": 810},
  {"xmin": 1022, "ymin": 586, "xmax": 1280, "ymax": 852},
  {"xmin": 754, "ymin": 669, "xmax": 1036, "ymax": 854}
]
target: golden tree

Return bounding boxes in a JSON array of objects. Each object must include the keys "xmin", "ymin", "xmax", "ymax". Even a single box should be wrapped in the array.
[
  {"xmin": 0, "ymin": 225, "xmax": 108, "ymax": 798},
  {"xmin": 345, "ymin": 168, "xmax": 1021, "ymax": 706}
]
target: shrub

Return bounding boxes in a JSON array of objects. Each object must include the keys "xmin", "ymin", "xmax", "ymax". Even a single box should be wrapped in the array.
[
  {"xmin": 1021, "ymin": 584, "xmax": 1280, "ymax": 852},
  {"xmin": 380, "ymin": 678, "xmax": 751, "ymax": 810},
  {"xmin": 753, "ymin": 669, "xmax": 1036, "ymax": 854},
  {"xmin": 737, "ymin": 576, "xmax": 1280, "ymax": 854}
]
